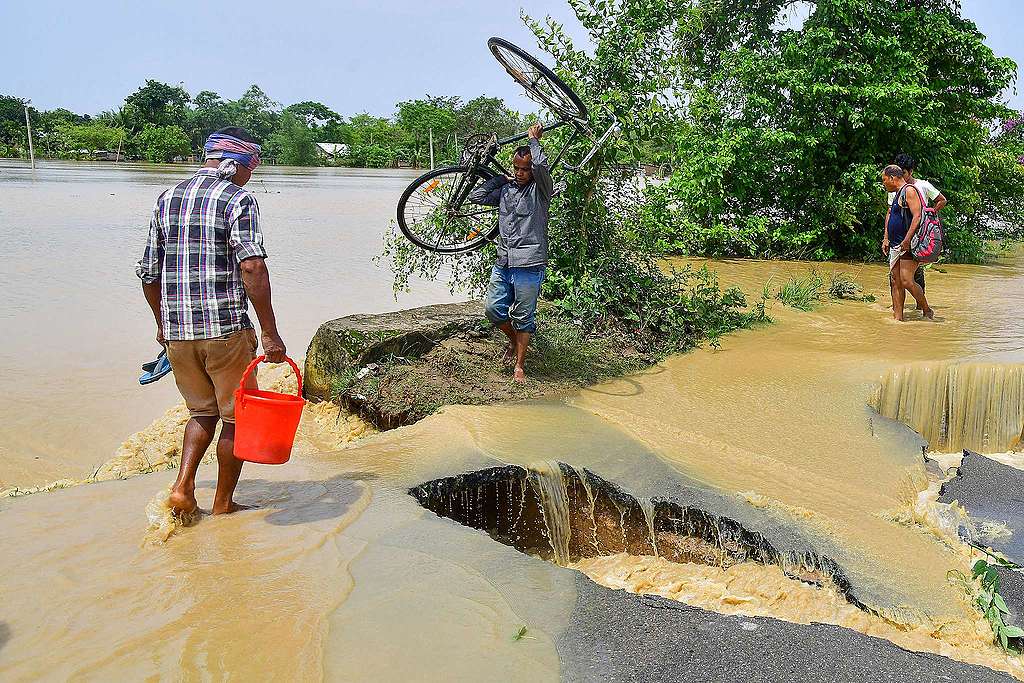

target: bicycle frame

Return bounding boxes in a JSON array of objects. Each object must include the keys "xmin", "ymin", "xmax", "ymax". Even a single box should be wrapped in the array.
[
  {"xmin": 485, "ymin": 115, "xmax": 619, "ymax": 178},
  {"xmin": 439, "ymin": 115, "xmax": 619, "ymax": 237}
]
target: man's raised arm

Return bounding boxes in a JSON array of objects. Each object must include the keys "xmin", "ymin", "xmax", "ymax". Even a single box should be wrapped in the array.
[{"xmin": 528, "ymin": 124, "xmax": 553, "ymax": 200}]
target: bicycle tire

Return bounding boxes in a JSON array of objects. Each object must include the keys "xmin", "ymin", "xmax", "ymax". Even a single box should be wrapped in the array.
[
  {"xmin": 488, "ymin": 37, "xmax": 588, "ymax": 125},
  {"xmin": 397, "ymin": 166, "xmax": 500, "ymax": 254}
]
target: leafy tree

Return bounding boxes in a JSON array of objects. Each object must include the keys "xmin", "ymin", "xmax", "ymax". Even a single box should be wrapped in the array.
[
  {"xmin": 225, "ymin": 85, "xmax": 279, "ymax": 143},
  {"xmin": 124, "ymin": 80, "xmax": 191, "ymax": 130},
  {"xmin": 266, "ymin": 111, "xmax": 318, "ymax": 165},
  {"xmin": 397, "ymin": 97, "xmax": 459, "ymax": 165},
  {"xmin": 0, "ymin": 95, "xmax": 28, "ymax": 150},
  {"xmin": 58, "ymin": 122, "xmax": 124, "ymax": 156},
  {"xmin": 285, "ymin": 101, "xmax": 343, "ymax": 142},
  {"xmin": 189, "ymin": 90, "xmax": 232, "ymax": 151},
  {"xmin": 457, "ymin": 95, "xmax": 524, "ymax": 139},
  {"xmin": 137, "ymin": 124, "xmax": 191, "ymax": 163},
  {"xmin": 339, "ymin": 113, "xmax": 405, "ymax": 165}
]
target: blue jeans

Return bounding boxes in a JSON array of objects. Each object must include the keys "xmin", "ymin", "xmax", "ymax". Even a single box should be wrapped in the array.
[{"xmin": 484, "ymin": 265, "xmax": 546, "ymax": 333}]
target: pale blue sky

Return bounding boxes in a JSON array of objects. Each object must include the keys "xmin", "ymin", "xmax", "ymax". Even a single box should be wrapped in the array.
[{"xmin": 1, "ymin": 0, "xmax": 1020, "ymax": 116}]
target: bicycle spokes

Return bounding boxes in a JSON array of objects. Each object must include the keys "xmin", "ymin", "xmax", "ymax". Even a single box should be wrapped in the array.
[{"xmin": 400, "ymin": 170, "xmax": 498, "ymax": 252}]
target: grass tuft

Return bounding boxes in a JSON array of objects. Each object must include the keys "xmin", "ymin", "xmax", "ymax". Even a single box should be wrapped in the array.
[
  {"xmin": 774, "ymin": 270, "xmax": 875, "ymax": 311},
  {"xmin": 776, "ymin": 271, "xmax": 826, "ymax": 311}
]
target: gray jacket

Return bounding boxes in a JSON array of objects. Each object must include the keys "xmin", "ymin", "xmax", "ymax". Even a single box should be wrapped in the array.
[{"xmin": 468, "ymin": 137, "xmax": 552, "ymax": 268}]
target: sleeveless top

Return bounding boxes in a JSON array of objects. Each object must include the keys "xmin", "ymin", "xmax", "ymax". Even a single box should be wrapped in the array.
[{"xmin": 887, "ymin": 185, "xmax": 916, "ymax": 244}]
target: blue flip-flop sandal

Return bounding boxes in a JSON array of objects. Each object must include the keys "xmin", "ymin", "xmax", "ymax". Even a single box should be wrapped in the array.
[{"xmin": 139, "ymin": 349, "xmax": 172, "ymax": 385}]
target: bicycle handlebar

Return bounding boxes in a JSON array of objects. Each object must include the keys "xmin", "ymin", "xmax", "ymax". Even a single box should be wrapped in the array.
[{"xmin": 497, "ymin": 120, "xmax": 569, "ymax": 146}]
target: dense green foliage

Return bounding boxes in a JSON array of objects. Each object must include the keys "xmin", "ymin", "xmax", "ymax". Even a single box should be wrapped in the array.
[
  {"xmin": 136, "ymin": 125, "xmax": 191, "ymax": 163},
  {"xmin": 629, "ymin": 0, "xmax": 1022, "ymax": 263},
  {"xmin": 266, "ymin": 112, "xmax": 318, "ymax": 166},
  {"xmin": 1, "ymin": 83, "xmax": 526, "ymax": 168}
]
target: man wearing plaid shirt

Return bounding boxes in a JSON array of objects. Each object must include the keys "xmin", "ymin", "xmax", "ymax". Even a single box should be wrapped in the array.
[{"xmin": 137, "ymin": 127, "xmax": 286, "ymax": 517}]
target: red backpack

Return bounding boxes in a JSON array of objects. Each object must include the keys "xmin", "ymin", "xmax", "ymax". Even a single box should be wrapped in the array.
[{"xmin": 901, "ymin": 184, "xmax": 944, "ymax": 263}]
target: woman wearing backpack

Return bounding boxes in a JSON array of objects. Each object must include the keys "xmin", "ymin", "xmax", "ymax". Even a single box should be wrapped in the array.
[
  {"xmin": 882, "ymin": 165, "xmax": 934, "ymax": 321},
  {"xmin": 893, "ymin": 153, "xmax": 946, "ymax": 294}
]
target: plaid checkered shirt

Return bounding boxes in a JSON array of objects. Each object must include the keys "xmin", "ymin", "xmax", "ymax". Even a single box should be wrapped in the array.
[{"xmin": 135, "ymin": 168, "xmax": 267, "ymax": 341}]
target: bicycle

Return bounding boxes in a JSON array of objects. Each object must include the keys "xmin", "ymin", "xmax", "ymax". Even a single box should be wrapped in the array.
[{"xmin": 396, "ymin": 37, "xmax": 617, "ymax": 254}]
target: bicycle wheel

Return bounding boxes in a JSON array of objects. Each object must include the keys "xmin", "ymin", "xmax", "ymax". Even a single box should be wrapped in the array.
[
  {"xmin": 488, "ymin": 37, "xmax": 588, "ymax": 125},
  {"xmin": 397, "ymin": 166, "xmax": 500, "ymax": 254}
]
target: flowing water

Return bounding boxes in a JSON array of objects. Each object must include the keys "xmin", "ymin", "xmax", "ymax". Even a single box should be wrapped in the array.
[
  {"xmin": 872, "ymin": 361, "xmax": 1024, "ymax": 453},
  {"xmin": 2, "ymin": 161, "xmax": 1024, "ymax": 680},
  {"xmin": 0, "ymin": 159, "xmax": 457, "ymax": 490}
]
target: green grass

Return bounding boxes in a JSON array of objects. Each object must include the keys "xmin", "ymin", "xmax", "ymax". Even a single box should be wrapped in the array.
[
  {"xmin": 775, "ymin": 271, "xmax": 826, "ymax": 311},
  {"xmin": 771, "ymin": 270, "xmax": 875, "ymax": 311},
  {"xmin": 530, "ymin": 319, "xmax": 650, "ymax": 384}
]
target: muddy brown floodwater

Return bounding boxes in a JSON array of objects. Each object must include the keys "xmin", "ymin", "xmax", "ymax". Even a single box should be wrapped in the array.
[
  {"xmin": 0, "ymin": 159, "xmax": 457, "ymax": 490},
  {"xmin": 2, "ymin": 162, "xmax": 1024, "ymax": 680}
]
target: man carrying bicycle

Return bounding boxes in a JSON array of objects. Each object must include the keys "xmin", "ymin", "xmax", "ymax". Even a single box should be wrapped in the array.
[{"xmin": 469, "ymin": 123, "xmax": 551, "ymax": 383}]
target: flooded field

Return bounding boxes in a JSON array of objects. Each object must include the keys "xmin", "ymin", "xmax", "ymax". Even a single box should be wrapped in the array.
[
  {"xmin": 0, "ymin": 160, "xmax": 457, "ymax": 489},
  {"xmin": 2, "ymin": 160, "xmax": 1024, "ymax": 680}
]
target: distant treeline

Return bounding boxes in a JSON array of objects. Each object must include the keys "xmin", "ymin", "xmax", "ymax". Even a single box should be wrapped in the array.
[{"xmin": 0, "ymin": 81, "xmax": 532, "ymax": 167}]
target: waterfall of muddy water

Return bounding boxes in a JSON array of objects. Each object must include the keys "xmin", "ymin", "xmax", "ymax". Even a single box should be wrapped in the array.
[
  {"xmin": 871, "ymin": 361, "xmax": 1024, "ymax": 453},
  {"xmin": 528, "ymin": 461, "xmax": 574, "ymax": 565},
  {"xmin": 6, "ymin": 253, "xmax": 1024, "ymax": 680},
  {"xmin": 637, "ymin": 497, "xmax": 659, "ymax": 557}
]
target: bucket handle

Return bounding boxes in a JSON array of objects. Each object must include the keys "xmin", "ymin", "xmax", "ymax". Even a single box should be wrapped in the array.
[{"xmin": 239, "ymin": 355, "xmax": 303, "ymax": 398}]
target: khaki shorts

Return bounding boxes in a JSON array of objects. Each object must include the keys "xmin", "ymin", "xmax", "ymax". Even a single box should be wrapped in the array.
[{"xmin": 166, "ymin": 328, "xmax": 259, "ymax": 423}]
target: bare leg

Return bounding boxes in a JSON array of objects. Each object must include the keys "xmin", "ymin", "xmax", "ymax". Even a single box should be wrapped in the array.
[
  {"xmin": 169, "ymin": 416, "xmax": 218, "ymax": 515},
  {"xmin": 497, "ymin": 321, "xmax": 517, "ymax": 364},
  {"xmin": 211, "ymin": 422, "xmax": 248, "ymax": 514},
  {"xmin": 892, "ymin": 266, "xmax": 906, "ymax": 321},
  {"xmin": 513, "ymin": 331, "xmax": 532, "ymax": 383},
  {"xmin": 914, "ymin": 266, "xmax": 926, "ymax": 308},
  {"xmin": 900, "ymin": 260, "xmax": 931, "ymax": 317}
]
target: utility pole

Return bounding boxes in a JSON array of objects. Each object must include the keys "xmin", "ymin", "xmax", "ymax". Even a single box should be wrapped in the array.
[
  {"xmin": 429, "ymin": 127, "xmax": 435, "ymax": 170},
  {"xmin": 23, "ymin": 101, "xmax": 35, "ymax": 171}
]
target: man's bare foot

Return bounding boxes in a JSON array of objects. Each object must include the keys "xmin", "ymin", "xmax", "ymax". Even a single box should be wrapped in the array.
[
  {"xmin": 211, "ymin": 501, "xmax": 254, "ymax": 515},
  {"xmin": 168, "ymin": 489, "xmax": 198, "ymax": 516},
  {"xmin": 923, "ymin": 308, "xmax": 935, "ymax": 320},
  {"xmin": 513, "ymin": 366, "xmax": 526, "ymax": 383}
]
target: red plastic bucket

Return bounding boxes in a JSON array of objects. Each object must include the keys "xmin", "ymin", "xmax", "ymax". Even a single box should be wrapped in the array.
[{"xmin": 233, "ymin": 355, "xmax": 305, "ymax": 465}]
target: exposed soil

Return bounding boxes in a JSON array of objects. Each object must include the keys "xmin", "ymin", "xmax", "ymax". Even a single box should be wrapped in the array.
[{"xmin": 339, "ymin": 322, "xmax": 652, "ymax": 429}]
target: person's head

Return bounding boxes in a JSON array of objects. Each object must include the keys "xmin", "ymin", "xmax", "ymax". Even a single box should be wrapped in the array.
[
  {"xmin": 203, "ymin": 127, "xmax": 262, "ymax": 185},
  {"xmin": 895, "ymin": 152, "xmax": 916, "ymax": 181},
  {"xmin": 882, "ymin": 164, "xmax": 905, "ymax": 192},
  {"xmin": 512, "ymin": 145, "xmax": 533, "ymax": 186}
]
